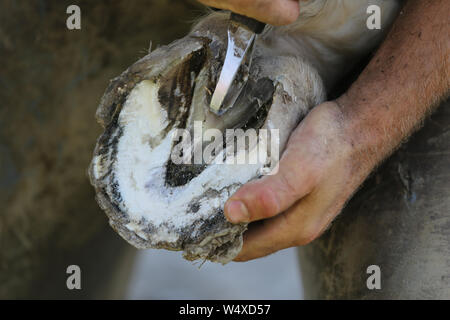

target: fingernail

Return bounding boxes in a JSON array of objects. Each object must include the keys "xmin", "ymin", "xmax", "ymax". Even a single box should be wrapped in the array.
[{"xmin": 225, "ymin": 200, "xmax": 249, "ymax": 223}]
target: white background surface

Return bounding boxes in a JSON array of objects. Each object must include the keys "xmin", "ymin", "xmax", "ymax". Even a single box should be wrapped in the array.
[{"xmin": 126, "ymin": 247, "xmax": 303, "ymax": 299}]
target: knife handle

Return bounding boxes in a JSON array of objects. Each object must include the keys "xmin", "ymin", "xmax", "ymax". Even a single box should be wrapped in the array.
[{"xmin": 230, "ymin": 12, "xmax": 266, "ymax": 34}]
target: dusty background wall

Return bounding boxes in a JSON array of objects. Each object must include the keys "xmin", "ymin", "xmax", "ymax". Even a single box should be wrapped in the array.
[{"xmin": 0, "ymin": 0, "xmax": 204, "ymax": 299}]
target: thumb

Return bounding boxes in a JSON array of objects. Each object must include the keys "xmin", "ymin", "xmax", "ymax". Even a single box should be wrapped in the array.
[{"xmin": 224, "ymin": 145, "xmax": 315, "ymax": 223}]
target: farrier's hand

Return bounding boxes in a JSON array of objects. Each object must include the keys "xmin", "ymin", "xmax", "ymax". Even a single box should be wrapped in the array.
[
  {"xmin": 224, "ymin": 101, "xmax": 376, "ymax": 261},
  {"xmin": 223, "ymin": 0, "xmax": 449, "ymax": 262},
  {"xmin": 196, "ymin": 0, "xmax": 300, "ymax": 25}
]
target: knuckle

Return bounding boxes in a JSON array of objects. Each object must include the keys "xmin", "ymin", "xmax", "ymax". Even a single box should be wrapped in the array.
[
  {"xmin": 270, "ymin": 1, "xmax": 300, "ymax": 25},
  {"xmin": 281, "ymin": 14, "xmax": 299, "ymax": 25},
  {"xmin": 255, "ymin": 186, "xmax": 280, "ymax": 219},
  {"xmin": 278, "ymin": 171, "xmax": 304, "ymax": 199},
  {"xmin": 275, "ymin": 10, "xmax": 299, "ymax": 25}
]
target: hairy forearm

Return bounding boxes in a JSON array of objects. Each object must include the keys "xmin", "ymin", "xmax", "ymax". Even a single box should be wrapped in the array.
[{"xmin": 337, "ymin": 0, "xmax": 449, "ymax": 171}]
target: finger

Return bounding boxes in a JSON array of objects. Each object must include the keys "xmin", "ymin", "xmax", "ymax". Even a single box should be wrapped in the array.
[
  {"xmin": 234, "ymin": 191, "xmax": 332, "ymax": 261},
  {"xmin": 224, "ymin": 140, "xmax": 317, "ymax": 224},
  {"xmin": 234, "ymin": 179, "xmax": 351, "ymax": 261},
  {"xmin": 198, "ymin": 0, "xmax": 300, "ymax": 26}
]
